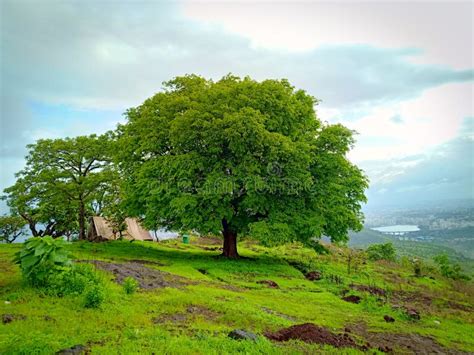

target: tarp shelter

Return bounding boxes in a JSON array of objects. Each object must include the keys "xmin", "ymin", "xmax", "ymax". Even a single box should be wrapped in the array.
[{"xmin": 87, "ymin": 216, "xmax": 153, "ymax": 242}]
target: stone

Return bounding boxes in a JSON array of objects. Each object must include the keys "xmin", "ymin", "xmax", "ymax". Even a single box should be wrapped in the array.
[
  {"xmin": 228, "ymin": 329, "xmax": 258, "ymax": 341},
  {"xmin": 56, "ymin": 345, "xmax": 89, "ymax": 355}
]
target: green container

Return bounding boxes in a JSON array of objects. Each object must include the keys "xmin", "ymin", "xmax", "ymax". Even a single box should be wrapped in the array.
[{"xmin": 182, "ymin": 234, "xmax": 190, "ymax": 244}]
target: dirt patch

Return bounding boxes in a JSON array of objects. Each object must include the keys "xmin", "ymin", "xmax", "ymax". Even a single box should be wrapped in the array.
[
  {"xmin": 153, "ymin": 305, "xmax": 219, "ymax": 324},
  {"xmin": 350, "ymin": 284, "xmax": 386, "ymax": 297},
  {"xmin": 2, "ymin": 314, "xmax": 26, "ymax": 324},
  {"xmin": 124, "ymin": 259, "xmax": 165, "ymax": 266},
  {"xmin": 305, "ymin": 271, "xmax": 322, "ymax": 281},
  {"xmin": 56, "ymin": 344, "xmax": 89, "ymax": 355},
  {"xmin": 257, "ymin": 280, "xmax": 279, "ymax": 288},
  {"xmin": 342, "ymin": 295, "xmax": 361, "ymax": 304},
  {"xmin": 346, "ymin": 323, "xmax": 466, "ymax": 354},
  {"xmin": 265, "ymin": 323, "xmax": 359, "ymax": 349},
  {"xmin": 391, "ymin": 290, "xmax": 433, "ymax": 307},
  {"xmin": 261, "ymin": 307, "xmax": 297, "ymax": 321},
  {"xmin": 84, "ymin": 260, "xmax": 190, "ymax": 289},
  {"xmin": 446, "ymin": 301, "xmax": 473, "ymax": 312}
]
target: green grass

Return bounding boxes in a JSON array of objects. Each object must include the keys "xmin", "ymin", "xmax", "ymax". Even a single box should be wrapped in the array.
[{"xmin": 1, "ymin": 239, "xmax": 473, "ymax": 354}]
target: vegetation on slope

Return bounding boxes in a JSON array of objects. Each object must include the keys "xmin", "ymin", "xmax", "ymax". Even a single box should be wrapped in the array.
[{"xmin": 1, "ymin": 238, "xmax": 473, "ymax": 354}]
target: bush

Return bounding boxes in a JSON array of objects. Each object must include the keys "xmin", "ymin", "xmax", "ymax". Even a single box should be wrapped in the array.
[
  {"xmin": 14, "ymin": 236, "xmax": 71, "ymax": 287},
  {"xmin": 84, "ymin": 285, "xmax": 106, "ymax": 308},
  {"xmin": 433, "ymin": 255, "xmax": 470, "ymax": 281},
  {"xmin": 123, "ymin": 277, "xmax": 139, "ymax": 295},
  {"xmin": 366, "ymin": 243, "xmax": 396, "ymax": 262},
  {"xmin": 46, "ymin": 263, "xmax": 101, "ymax": 296}
]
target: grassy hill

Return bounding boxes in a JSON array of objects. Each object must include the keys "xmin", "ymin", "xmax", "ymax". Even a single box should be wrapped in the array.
[{"xmin": 1, "ymin": 238, "xmax": 473, "ymax": 354}]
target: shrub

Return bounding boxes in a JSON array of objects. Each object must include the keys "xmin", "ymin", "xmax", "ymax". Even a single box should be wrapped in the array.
[
  {"xmin": 123, "ymin": 277, "xmax": 139, "ymax": 295},
  {"xmin": 46, "ymin": 263, "xmax": 101, "ymax": 296},
  {"xmin": 366, "ymin": 243, "xmax": 396, "ymax": 262},
  {"xmin": 13, "ymin": 236, "xmax": 71, "ymax": 287},
  {"xmin": 411, "ymin": 258, "xmax": 423, "ymax": 277},
  {"xmin": 433, "ymin": 255, "xmax": 470, "ymax": 281},
  {"xmin": 84, "ymin": 285, "xmax": 105, "ymax": 308}
]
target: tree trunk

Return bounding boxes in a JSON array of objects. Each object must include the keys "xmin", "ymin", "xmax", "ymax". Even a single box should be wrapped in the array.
[
  {"xmin": 222, "ymin": 219, "xmax": 238, "ymax": 258},
  {"xmin": 78, "ymin": 201, "xmax": 86, "ymax": 240}
]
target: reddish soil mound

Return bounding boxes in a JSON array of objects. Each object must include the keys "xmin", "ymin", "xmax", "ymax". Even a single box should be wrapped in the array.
[{"xmin": 265, "ymin": 323, "xmax": 358, "ymax": 348}]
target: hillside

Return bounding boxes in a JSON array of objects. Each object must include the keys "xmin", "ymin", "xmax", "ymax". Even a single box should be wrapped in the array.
[
  {"xmin": 350, "ymin": 229, "xmax": 474, "ymax": 273},
  {"xmin": 1, "ymin": 238, "xmax": 473, "ymax": 354}
]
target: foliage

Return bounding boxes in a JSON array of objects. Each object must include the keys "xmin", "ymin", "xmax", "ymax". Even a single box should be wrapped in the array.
[
  {"xmin": 46, "ymin": 263, "xmax": 102, "ymax": 297},
  {"xmin": 117, "ymin": 74, "xmax": 368, "ymax": 256},
  {"xmin": 13, "ymin": 236, "xmax": 71, "ymax": 286},
  {"xmin": 123, "ymin": 276, "xmax": 139, "ymax": 294},
  {"xmin": 411, "ymin": 258, "xmax": 423, "ymax": 277},
  {"xmin": 366, "ymin": 242, "xmax": 396, "ymax": 262},
  {"xmin": 434, "ymin": 254, "xmax": 470, "ymax": 281},
  {"xmin": 3, "ymin": 134, "xmax": 117, "ymax": 240},
  {"xmin": 0, "ymin": 215, "xmax": 26, "ymax": 243},
  {"xmin": 345, "ymin": 248, "xmax": 366, "ymax": 275},
  {"xmin": 84, "ymin": 284, "xmax": 106, "ymax": 308}
]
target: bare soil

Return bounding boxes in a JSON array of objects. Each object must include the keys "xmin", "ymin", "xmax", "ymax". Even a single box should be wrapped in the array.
[
  {"xmin": 350, "ymin": 283, "xmax": 386, "ymax": 297},
  {"xmin": 152, "ymin": 305, "xmax": 219, "ymax": 324},
  {"xmin": 84, "ymin": 260, "xmax": 190, "ymax": 289},
  {"xmin": 342, "ymin": 295, "xmax": 361, "ymax": 304},
  {"xmin": 346, "ymin": 323, "xmax": 467, "ymax": 354},
  {"xmin": 257, "ymin": 280, "xmax": 279, "ymax": 288},
  {"xmin": 2, "ymin": 313, "xmax": 26, "ymax": 324},
  {"xmin": 265, "ymin": 323, "xmax": 359, "ymax": 349}
]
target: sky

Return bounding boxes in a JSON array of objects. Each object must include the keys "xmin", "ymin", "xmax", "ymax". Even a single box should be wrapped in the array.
[{"xmin": 1, "ymin": 0, "xmax": 473, "ymax": 212}]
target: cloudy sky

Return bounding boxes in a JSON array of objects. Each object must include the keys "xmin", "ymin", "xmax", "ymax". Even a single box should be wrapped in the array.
[{"xmin": 1, "ymin": 0, "xmax": 473, "ymax": 211}]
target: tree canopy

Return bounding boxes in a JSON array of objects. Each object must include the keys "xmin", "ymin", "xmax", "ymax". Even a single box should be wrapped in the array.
[
  {"xmin": 117, "ymin": 75, "xmax": 368, "ymax": 257},
  {"xmin": 3, "ymin": 134, "xmax": 117, "ymax": 240},
  {"xmin": 0, "ymin": 215, "xmax": 26, "ymax": 243}
]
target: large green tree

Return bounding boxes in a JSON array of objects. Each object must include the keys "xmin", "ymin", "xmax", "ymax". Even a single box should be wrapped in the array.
[
  {"xmin": 117, "ymin": 75, "xmax": 368, "ymax": 257},
  {"xmin": 3, "ymin": 134, "xmax": 115, "ymax": 240}
]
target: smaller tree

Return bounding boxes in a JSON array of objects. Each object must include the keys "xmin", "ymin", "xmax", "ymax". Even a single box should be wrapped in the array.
[
  {"xmin": 433, "ymin": 254, "xmax": 470, "ymax": 281},
  {"xmin": 366, "ymin": 242, "xmax": 396, "ymax": 262},
  {"xmin": 0, "ymin": 215, "xmax": 26, "ymax": 243}
]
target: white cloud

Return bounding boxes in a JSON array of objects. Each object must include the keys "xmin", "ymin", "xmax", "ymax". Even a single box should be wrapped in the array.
[{"xmin": 182, "ymin": 1, "xmax": 473, "ymax": 69}]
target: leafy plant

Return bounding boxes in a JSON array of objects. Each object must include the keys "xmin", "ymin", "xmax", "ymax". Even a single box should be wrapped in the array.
[
  {"xmin": 46, "ymin": 263, "xmax": 101, "ymax": 297},
  {"xmin": 123, "ymin": 276, "xmax": 139, "ymax": 295},
  {"xmin": 366, "ymin": 243, "xmax": 396, "ymax": 262},
  {"xmin": 13, "ymin": 236, "xmax": 71, "ymax": 286},
  {"xmin": 84, "ymin": 285, "xmax": 106, "ymax": 308}
]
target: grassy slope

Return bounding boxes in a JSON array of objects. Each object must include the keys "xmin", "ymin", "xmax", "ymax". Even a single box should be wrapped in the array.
[{"xmin": 0, "ymin": 239, "xmax": 473, "ymax": 354}]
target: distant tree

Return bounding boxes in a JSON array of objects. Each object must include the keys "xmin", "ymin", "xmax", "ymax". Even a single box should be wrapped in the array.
[
  {"xmin": 3, "ymin": 134, "xmax": 115, "ymax": 240},
  {"xmin": 0, "ymin": 215, "xmax": 26, "ymax": 243},
  {"xmin": 366, "ymin": 242, "xmax": 396, "ymax": 261},
  {"xmin": 117, "ymin": 75, "xmax": 368, "ymax": 257},
  {"xmin": 433, "ymin": 254, "xmax": 470, "ymax": 281}
]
